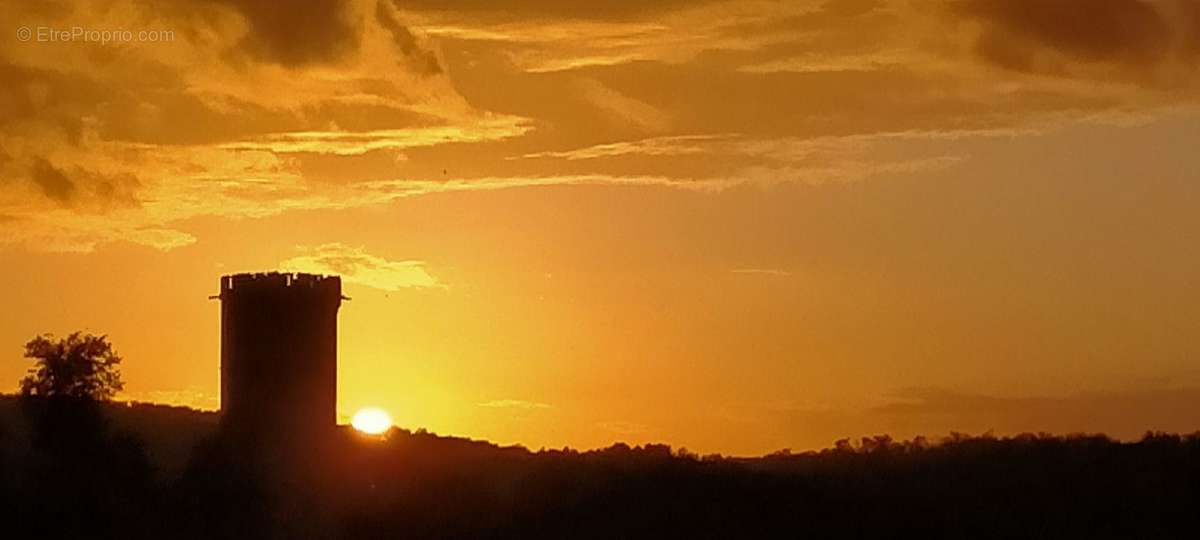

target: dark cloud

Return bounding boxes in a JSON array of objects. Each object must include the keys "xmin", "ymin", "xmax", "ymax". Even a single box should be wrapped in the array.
[
  {"xmin": 952, "ymin": 0, "xmax": 1200, "ymax": 79},
  {"xmin": 26, "ymin": 158, "xmax": 142, "ymax": 209},
  {"xmin": 1180, "ymin": 1, "xmax": 1200, "ymax": 59},
  {"xmin": 89, "ymin": 172, "xmax": 143, "ymax": 209},
  {"xmin": 375, "ymin": 1, "xmax": 442, "ymax": 74},
  {"xmin": 0, "ymin": 63, "xmax": 99, "ymax": 146},
  {"xmin": 31, "ymin": 158, "xmax": 75, "ymax": 203},
  {"xmin": 215, "ymin": 0, "xmax": 362, "ymax": 66},
  {"xmin": 959, "ymin": 0, "xmax": 1167, "ymax": 61},
  {"xmin": 199, "ymin": 1, "xmax": 444, "ymax": 72}
]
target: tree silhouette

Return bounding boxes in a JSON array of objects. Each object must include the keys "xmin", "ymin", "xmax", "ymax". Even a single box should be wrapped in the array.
[
  {"xmin": 10, "ymin": 333, "xmax": 153, "ymax": 539},
  {"xmin": 20, "ymin": 332, "xmax": 124, "ymax": 401}
]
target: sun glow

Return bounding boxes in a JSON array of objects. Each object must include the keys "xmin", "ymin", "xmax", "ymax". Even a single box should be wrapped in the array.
[{"xmin": 351, "ymin": 407, "xmax": 393, "ymax": 435}]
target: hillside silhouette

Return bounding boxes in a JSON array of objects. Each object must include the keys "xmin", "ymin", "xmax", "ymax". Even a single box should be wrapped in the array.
[{"xmin": 2, "ymin": 395, "xmax": 1199, "ymax": 539}]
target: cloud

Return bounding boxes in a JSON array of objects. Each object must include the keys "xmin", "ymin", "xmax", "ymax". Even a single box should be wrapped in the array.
[
  {"xmin": 359, "ymin": 174, "xmax": 734, "ymax": 195},
  {"xmin": 375, "ymin": 0, "xmax": 442, "ymax": 74},
  {"xmin": 390, "ymin": 0, "xmax": 713, "ymax": 22},
  {"xmin": 4, "ymin": 0, "xmax": 1198, "ymax": 255},
  {"xmin": 0, "ymin": 0, "xmax": 531, "ymax": 251},
  {"xmin": 518, "ymin": 131, "xmax": 974, "ymax": 186},
  {"xmin": 30, "ymin": 158, "xmax": 75, "ymax": 203},
  {"xmin": 519, "ymin": 129, "xmax": 1004, "ymax": 160},
  {"xmin": 219, "ymin": 117, "xmax": 531, "ymax": 155},
  {"xmin": 219, "ymin": 0, "xmax": 362, "ymax": 66},
  {"xmin": 737, "ymin": 49, "xmax": 922, "ymax": 74},
  {"xmin": 278, "ymin": 243, "xmax": 442, "ymax": 290},
  {"xmin": 951, "ymin": 0, "xmax": 1200, "ymax": 84},
  {"xmin": 518, "ymin": 134, "xmax": 731, "ymax": 160},
  {"xmin": 596, "ymin": 420, "xmax": 650, "ymax": 435},
  {"xmin": 0, "ymin": 159, "xmax": 730, "ymax": 252},
  {"xmin": 426, "ymin": 0, "xmax": 1195, "ymax": 155},
  {"xmin": 820, "ymin": 0, "xmax": 883, "ymax": 18},
  {"xmin": 955, "ymin": 0, "xmax": 1168, "ymax": 62},
  {"xmin": 731, "ymin": 268, "xmax": 792, "ymax": 276},
  {"xmin": 478, "ymin": 399, "xmax": 553, "ymax": 410},
  {"xmin": 414, "ymin": 2, "xmax": 804, "ymax": 73},
  {"xmin": 737, "ymin": 155, "xmax": 965, "ymax": 187},
  {"xmin": 575, "ymin": 78, "xmax": 671, "ymax": 132}
]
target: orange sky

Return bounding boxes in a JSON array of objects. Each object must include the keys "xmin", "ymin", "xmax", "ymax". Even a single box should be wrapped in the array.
[{"xmin": 2, "ymin": 0, "xmax": 1200, "ymax": 455}]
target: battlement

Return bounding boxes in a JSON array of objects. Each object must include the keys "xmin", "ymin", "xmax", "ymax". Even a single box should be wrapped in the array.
[{"xmin": 219, "ymin": 272, "xmax": 341, "ymax": 297}]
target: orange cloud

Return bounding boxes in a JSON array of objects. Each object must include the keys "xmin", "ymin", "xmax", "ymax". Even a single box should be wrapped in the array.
[
  {"xmin": 952, "ymin": 0, "xmax": 1200, "ymax": 85},
  {"xmin": 278, "ymin": 243, "xmax": 442, "ymax": 290}
]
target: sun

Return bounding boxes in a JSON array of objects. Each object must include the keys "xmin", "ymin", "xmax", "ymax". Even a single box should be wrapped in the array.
[{"xmin": 351, "ymin": 407, "xmax": 393, "ymax": 435}]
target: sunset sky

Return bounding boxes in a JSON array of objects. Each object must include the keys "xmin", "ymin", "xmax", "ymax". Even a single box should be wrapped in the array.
[{"xmin": 2, "ymin": 0, "xmax": 1199, "ymax": 455}]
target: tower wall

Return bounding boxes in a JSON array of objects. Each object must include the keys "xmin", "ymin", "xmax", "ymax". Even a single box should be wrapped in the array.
[{"xmin": 218, "ymin": 272, "xmax": 341, "ymax": 438}]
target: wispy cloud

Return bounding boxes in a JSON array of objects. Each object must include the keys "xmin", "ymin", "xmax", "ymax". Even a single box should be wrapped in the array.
[
  {"xmin": 219, "ymin": 117, "xmax": 532, "ymax": 156},
  {"xmin": 738, "ymin": 49, "xmax": 925, "ymax": 74},
  {"xmin": 517, "ymin": 130, "xmax": 1027, "ymax": 163},
  {"xmin": 596, "ymin": 420, "xmax": 651, "ymax": 435},
  {"xmin": 478, "ymin": 399, "xmax": 553, "ymax": 410},
  {"xmin": 0, "ymin": 170, "xmax": 732, "ymax": 252},
  {"xmin": 515, "ymin": 132, "xmax": 972, "ymax": 187},
  {"xmin": 576, "ymin": 78, "xmax": 671, "ymax": 132},
  {"xmin": 518, "ymin": 134, "xmax": 734, "ymax": 160},
  {"xmin": 731, "ymin": 268, "xmax": 792, "ymax": 276},
  {"xmin": 279, "ymin": 243, "xmax": 442, "ymax": 291},
  {"xmin": 355, "ymin": 174, "xmax": 736, "ymax": 197},
  {"xmin": 414, "ymin": 2, "xmax": 807, "ymax": 73},
  {"xmin": 4, "ymin": 0, "xmax": 1196, "ymax": 256}
]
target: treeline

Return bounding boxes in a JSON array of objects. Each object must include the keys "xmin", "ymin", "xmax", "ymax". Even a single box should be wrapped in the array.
[{"xmin": 1, "ymin": 396, "xmax": 1199, "ymax": 539}]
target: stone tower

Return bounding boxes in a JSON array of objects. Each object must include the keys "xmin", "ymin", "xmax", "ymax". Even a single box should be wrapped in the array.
[{"xmin": 217, "ymin": 272, "xmax": 342, "ymax": 439}]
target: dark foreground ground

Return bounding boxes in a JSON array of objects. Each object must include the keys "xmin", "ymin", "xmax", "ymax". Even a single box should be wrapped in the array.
[{"xmin": 1, "ymin": 395, "xmax": 1198, "ymax": 539}]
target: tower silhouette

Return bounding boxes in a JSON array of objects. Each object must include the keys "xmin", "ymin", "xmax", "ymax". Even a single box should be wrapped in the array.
[{"xmin": 216, "ymin": 272, "xmax": 342, "ymax": 439}]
